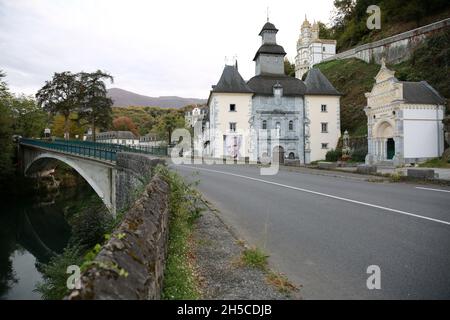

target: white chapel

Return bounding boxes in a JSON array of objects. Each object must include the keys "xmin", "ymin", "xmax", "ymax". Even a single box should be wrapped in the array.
[{"xmin": 364, "ymin": 59, "xmax": 446, "ymax": 166}]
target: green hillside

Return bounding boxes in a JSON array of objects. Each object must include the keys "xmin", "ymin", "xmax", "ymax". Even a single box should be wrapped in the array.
[
  {"xmin": 315, "ymin": 29, "xmax": 449, "ymax": 135},
  {"xmin": 327, "ymin": 0, "xmax": 450, "ymax": 52}
]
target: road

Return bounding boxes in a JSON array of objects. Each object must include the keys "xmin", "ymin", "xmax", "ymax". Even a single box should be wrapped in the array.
[{"xmin": 172, "ymin": 162, "xmax": 450, "ymax": 299}]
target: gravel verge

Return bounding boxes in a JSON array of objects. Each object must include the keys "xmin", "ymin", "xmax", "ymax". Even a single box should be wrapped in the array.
[{"xmin": 192, "ymin": 202, "xmax": 296, "ymax": 300}]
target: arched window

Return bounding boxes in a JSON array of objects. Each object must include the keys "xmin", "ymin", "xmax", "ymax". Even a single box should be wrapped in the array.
[
  {"xmin": 262, "ymin": 120, "xmax": 267, "ymax": 130},
  {"xmin": 289, "ymin": 120, "xmax": 293, "ymax": 131},
  {"xmin": 289, "ymin": 152, "xmax": 295, "ymax": 159}
]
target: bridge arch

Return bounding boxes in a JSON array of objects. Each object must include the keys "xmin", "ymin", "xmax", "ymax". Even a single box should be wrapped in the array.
[{"xmin": 24, "ymin": 152, "xmax": 115, "ymax": 214}]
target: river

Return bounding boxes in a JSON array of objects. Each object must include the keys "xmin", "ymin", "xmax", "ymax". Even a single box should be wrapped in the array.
[{"xmin": 0, "ymin": 178, "xmax": 94, "ymax": 300}]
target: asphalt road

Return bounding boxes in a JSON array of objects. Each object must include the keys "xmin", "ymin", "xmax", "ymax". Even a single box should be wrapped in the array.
[{"xmin": 171, "ymin": 162, "xmax": 450, "ymax": 299}]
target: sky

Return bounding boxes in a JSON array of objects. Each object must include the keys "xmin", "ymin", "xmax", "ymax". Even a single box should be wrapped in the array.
[{"xmin": 0, "ymin": 0, "xmax": 336, "ymax": 99}]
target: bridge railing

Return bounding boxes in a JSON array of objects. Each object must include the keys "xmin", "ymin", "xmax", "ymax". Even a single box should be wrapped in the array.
[
  {"xmin": 53, "ymin": 138, "xmax": 168, "ymax": 157},
  {"xmin": 21, "ymin": 138, "xmax": 168, "ymax": 161},
  {"xmin": 20, "ymin": 138, "xmax": 117, "ymax": 162}
]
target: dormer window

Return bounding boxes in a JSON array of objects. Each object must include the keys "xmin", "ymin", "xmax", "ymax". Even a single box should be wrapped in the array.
[{"xmin": 273, "ymin": 82, "xmax": 283, "ymax": 98}]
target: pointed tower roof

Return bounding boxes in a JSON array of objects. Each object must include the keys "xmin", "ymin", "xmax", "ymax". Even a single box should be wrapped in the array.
[
  {"xmin": 304, "ymin": 68, "xmax": 341, "ymax": 95},
  {"xmin": 211, "ymin": 65, "xmax": 253, "ymax": 93},
  {"xmin": 302, "ymin": 15, "xmax": 311, "ymax": 28},
  {"xmin": 259, "ymin": 21, "xmax": 278, "ymax": 36},
  {"xmin": 254, "ymin": 20, "xmax": 286, "ymax": 61}
]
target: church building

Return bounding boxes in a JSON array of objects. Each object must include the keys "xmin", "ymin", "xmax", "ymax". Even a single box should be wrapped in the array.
[
  {"xmin": 200, "ymin": 20, "xmax": 341, "ymax": 164},
  {"xmin": 295, "ymin": 16, "xmax": 336, "ymax": 80},
  {"xmin": 364, "ymin": 59, "xmax": 446, "ymax": 165}
]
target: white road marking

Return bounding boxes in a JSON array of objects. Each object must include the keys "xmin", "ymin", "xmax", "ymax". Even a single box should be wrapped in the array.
[
  {"xmin": 179, "ymin": 165, "xmax": 450, "ymax": 226},
  {"xmin": 415, "ymin": 187, "xmax": 450, "ymax": 194}
]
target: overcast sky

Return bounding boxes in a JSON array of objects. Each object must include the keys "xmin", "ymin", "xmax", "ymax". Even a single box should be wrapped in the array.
[{"xmin": 0, "ymin": 0, "xmax": 336, "ymax": 99}]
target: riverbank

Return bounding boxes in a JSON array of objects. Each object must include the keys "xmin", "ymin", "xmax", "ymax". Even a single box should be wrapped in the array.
[{"xmin": 0, "ymin": 163, "xmax": 106, "ymax": 300}]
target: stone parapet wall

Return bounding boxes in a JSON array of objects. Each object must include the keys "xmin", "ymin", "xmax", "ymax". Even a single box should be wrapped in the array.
[
  {"xmin": 115, "ymin": 152, "xmax": 165, "ymax": 212},
  {"xmin": 68, "ymin": 174, "xmax": 170, "ymax": 300},
  {"xmin": 322, "ymin": 18, "xmax": 450, "ymax": 65}
]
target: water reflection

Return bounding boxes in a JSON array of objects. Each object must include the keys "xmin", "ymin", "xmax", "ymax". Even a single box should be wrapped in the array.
[{"xmin": 0, "ymin": 190, "xmax": 75, "ymax": 300}]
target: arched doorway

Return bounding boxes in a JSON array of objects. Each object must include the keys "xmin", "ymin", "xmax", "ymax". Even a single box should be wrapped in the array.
[
  {"xmin": 376, "ymin": 121, "xmax": 395, "ymax": 160},
  {"xmin": 387, "ymin": 138, "xmax": 395, "ymax": 160},
  {"xmin": 273, "ymin": 146, "xmax": 285, "ymax": 164}
]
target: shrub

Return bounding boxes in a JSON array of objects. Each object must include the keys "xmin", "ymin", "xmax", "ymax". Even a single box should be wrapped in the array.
[
  {"xmin": 35, "ymin": 245, "xmax": 83, "ymax": 300},
  {"xmin": 325, "ymin": 149, "xmax": 342, "ymax": 162},
  {"xmin": 351, "ymin": 147, "xmax": 367, "ymax": 162}
]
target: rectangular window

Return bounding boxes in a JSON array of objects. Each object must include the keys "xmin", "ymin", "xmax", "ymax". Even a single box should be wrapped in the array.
[
  {"xmin": 229, "ymin": 104, "xmax": 236, "ymax": 112},
  {"xmin": 321, "ymin": 104, "xmax": 327, "ymax": 112},
  {"xmin": 321, "ymin": 122, "xmax": 328, "ymax": 133},
  {"xmin": 321, "ymin": 143, "xmax": 329, "ymax": 149},
  {"xmin": 323, "ymin": 47, "xmax": 326, "ymax": 52},
  {"xmin": 229, "ymin": 122, "xmax": 236, "ymax": 132}
]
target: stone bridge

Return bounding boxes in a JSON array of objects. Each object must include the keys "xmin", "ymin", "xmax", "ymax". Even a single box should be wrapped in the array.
[{"xmin": 19, "ymin": 138, "xmax": 166, "ymax": 215}]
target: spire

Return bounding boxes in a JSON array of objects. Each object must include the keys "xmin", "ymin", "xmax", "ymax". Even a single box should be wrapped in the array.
[
  {"xmin": 302, "ymin": 14, "xmax": 311, "ymax": 28},
  {"xmin": 266, "ymin": 7, "xmax": 269, "ymax": 22}
]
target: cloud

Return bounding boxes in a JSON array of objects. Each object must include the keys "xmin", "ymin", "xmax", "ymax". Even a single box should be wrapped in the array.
[{"xmin": 0, "ymin": 0, "xmax": 335, "ymax": 98}]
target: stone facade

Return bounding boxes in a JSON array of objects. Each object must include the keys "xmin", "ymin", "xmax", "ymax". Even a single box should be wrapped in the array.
[
  {"xmin": 68, "ymin": 174, "xmax": 170, "ymax": 300},
  {"xmin": 250, "ymin": 95, "xmax": 305, "ymax": 162}
]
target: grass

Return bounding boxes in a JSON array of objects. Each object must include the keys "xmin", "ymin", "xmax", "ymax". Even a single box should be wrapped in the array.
[
  {"xmin": 266, "ymin": 271, "xmax": 299, "ymax": 295},
  {"xmin": 240, "ymin": 247, "xmax": 268, "ymax": 270},
  {"xmin": 157, "ymin": 165, "xmax": 202, "ymax": 300},
  {"xmin": 419, "ymin": 158, "xmax": 450, "ymax": 169},
  {"xmin": 237, "ymin": 246, "xmax": 298, "ymax": 295}
]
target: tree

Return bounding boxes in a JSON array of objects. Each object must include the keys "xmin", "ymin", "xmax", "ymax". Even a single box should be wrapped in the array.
[
  {"xmin": 77, "ymin": 71, "xmax": 114, "ymax": 141},
  {"xmin": 36, "ymin": 72, "xmax": 79, "ymax": 139},
  {"xmin": 0, "ymin": 71, "xmax": 13, "ymax": 179},
  {"xmin": 112, "ymin": 116, "xmax": 139, "ymax": 136},
  {"xmin": 318, "ymin": 21, "xmax": 333, "ymax": 39},
  {"xmin": 155, "ymin": 112, "xmax": 185, "ymax": 144},
  {"xmin": 51, "ymin": 114, "xmax": 86, "ymax": 139},
  {"xmin": 284, "ymin": 59, "xmax": 296, "ymax": 77},
  {"xmin": 10, "ymin": 95, "xmax": 47, "ymax": 138}
]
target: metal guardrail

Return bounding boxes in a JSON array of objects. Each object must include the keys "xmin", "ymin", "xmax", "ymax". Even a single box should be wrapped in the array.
[
  {"xmin": 20, "ymin": 138, "xmax": 168, "ymax": 161},
  {"xmin": 20, "ymin": 138, "xmax": 117, "ymax": 161}
]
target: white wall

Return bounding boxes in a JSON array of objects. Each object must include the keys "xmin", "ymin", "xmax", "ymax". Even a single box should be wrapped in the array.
[
  {"xmin": 403, "ymin": 108, "xmax": 444, "ymax": 158},
  {"xmin": 306, "ymin": 95, "xmax": 341, "ymax": 162},
  {"xmin": 209, "ymin": 92, "xmax": 253, "ymax": 158}
]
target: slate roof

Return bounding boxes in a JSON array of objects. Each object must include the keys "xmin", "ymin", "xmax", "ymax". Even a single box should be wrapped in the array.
[
  {"xmin": 211, "ymin": 65, "xmax": 253, "ymax": 93},
  {"xmin": 247, "ymin": 74, "xmax": 306, "ymax": 96},
  {"xmin": 96, "ymin": 131, "xmax": 137, "ymax": 140},
  {"xmin": 304, "ymin": 68, "xmax": 341, "ymax": 96},
  {"xmin": 253, "ymin": 43, "xmax": 287, "ymax": 61},
  {"xmin": 259, "ymin": 22, "xmax": 278, "ymax": 35},
  {"xmin": 401, "ymin": 81, "xmax": 445, "ymax": 105}
]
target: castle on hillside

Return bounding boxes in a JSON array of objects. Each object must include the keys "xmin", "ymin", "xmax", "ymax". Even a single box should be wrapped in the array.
[
  {"xmin": 194, "ymin": 20, "xmax": 341, "ymax": 164},
  {"xmin": 295, "ymin": 16, "xmax": 336, "ymax": 80}
]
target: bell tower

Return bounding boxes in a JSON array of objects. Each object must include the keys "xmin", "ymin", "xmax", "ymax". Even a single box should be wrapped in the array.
[{"xmin": 254, "ymin": 20, "xmax": 286, "ymax": 76}]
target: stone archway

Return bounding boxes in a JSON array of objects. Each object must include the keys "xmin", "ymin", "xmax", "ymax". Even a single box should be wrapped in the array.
[
  {"xmin": 375, "ymin": 121, "xmax": 395, "ymax": 160},
  {"xmin": 272, "ymin": 146, "xmax": 285, "ymax": 164}
]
